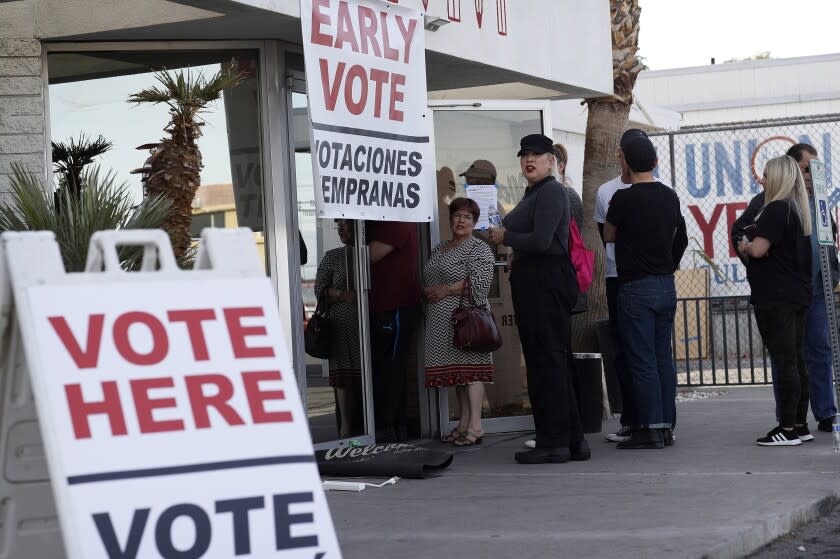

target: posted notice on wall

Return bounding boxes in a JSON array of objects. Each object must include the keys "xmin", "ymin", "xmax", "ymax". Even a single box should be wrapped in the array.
[
  {"xmin": 22, "ymin": 278, "xmax": 341, "ymax": 558},
  {"xmin": 464, "ymin": 183, "xmax": 498, "ymax": 230},
  {"xmin": 301, "ymin": 0, "xmax": 435, "ymax": 222}
]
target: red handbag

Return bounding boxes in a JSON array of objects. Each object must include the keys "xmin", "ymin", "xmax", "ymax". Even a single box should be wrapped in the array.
[{"xmin": 451, "ymin": 276, "xmax": 502, "ymax": 352}]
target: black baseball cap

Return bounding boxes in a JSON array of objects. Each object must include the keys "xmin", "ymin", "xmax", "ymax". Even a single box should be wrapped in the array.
[
  {"xmin": 517, "ymin": 134, "xmax": 554, "ymax": 156},
  {"xmin": 619, "ymin": 128, "xmax": 649, "ymax": 152},
  {"xmin": 621, "ymin": 135, "xmax": 658, "ymax": 172}
]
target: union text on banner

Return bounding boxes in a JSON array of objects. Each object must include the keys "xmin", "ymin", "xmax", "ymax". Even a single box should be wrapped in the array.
[{"xmin": 301, "ymin": 0, "xmax": 435, "ymax": 222}]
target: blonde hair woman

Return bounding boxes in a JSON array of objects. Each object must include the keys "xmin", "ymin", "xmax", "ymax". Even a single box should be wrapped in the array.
[{"xmin": 738, "ymin": 155, "xmax": 813, "ymax": 447}]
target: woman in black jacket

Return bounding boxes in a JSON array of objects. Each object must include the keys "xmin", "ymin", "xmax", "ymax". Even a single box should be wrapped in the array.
[
  {"xmin": 489, "ymin": 133, "xmax": 587, "ymax": 464},
  {"xmin": 737, "ymin": 155, "xmax": 812, "ymax": 446}
]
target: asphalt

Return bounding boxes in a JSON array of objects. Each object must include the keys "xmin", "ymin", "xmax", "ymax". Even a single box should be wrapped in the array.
[{"xmin": 323, "ymin": 386, "xmax": 840, "ymax": 559}]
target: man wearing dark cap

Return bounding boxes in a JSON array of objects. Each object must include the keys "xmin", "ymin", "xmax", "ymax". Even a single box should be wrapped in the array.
[
  {"xmin": 460, "ymin": 159, "xmax": 497, "ymax": 185},
  {"xmin": 595, "ymin": 129, "xmax": 648, "ymax": 444},
  {"xmin": 604, "ymin": 134, "xmax": 688, "ymax": 450}
]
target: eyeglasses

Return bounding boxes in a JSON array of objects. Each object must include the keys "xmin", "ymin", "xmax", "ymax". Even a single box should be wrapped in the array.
[{"xmin": 452, "ymin": 212, "xmax": 474, "ymax": 221}]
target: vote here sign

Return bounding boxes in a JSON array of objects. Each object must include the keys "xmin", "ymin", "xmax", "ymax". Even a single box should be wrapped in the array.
[
  {"xmin": 22, "ymin": 277, "xmax": 340, "ymax": 558},
  {"xmin": 302, "ymin": 0, "xmax": 435, "ymax": 222}
]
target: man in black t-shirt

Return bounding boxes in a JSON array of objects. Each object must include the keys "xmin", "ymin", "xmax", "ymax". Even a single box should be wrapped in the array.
[{"xmin": 604, "ymin": 135, "xmax": 688, "ymax": 450}]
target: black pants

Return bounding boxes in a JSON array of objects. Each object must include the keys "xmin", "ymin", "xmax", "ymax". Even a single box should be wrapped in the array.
[
  {"xmin": 753, "ymin": 302, "xmax": 810, "ymax": 428},
  {"xmin": 606, "ymin": 277, "xmax": 637, "ymax": 428},
  {"xmin": 370, "ymin": 305, "xmax": 420, "ymax": 442},
  {"xmin": 511, "ymin": 256, "xmax": 583, "ymax": 448}
]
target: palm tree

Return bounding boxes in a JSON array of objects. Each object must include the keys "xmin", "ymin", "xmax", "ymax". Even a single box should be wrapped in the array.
[
  {"xmin": 127, "ymin": 61, "xmax": 246, "ymax": 258},
  {"xmin": 574, "ymin": 0, "xmax": 643, "ymax": 351},
  {"xmin": 52, "ymin": 133, "xmax": 113, "ymax": 201},
  {"xmin": 0, "ymin": 162, "xmax": 172, "ymax": 272}
]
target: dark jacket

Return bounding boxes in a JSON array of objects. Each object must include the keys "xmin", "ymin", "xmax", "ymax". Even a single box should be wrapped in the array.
[{"xmin": 731, "ymin": 192, "xmax": 840, "ymax": 288}]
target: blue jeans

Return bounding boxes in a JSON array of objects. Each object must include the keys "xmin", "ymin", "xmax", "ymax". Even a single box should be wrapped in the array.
[
  {"xmin": 618, "ymin": 275, "xmax": 677, "ymax": 429},
  {"xmin": 772, "ymin": 295, "xmax": 837, "ymax": 422}
]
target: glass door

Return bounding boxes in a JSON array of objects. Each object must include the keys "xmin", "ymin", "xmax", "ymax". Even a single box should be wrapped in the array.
[
  {"xmin": 287, "ymin": 76, "xmax": 375, "ymax": 448},
  {"xmin": 430, "ymin": 101, "xmax": 551, "ymax": 436}
]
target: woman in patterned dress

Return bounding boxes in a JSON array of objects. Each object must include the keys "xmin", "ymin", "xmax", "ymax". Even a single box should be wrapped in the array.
[
  {"xmin": 423, "ymin": 197, "xmax": 495, "ymax": 446},
  {"xmin": 314, "ymin": 219, "xmax": 362, "ymax": 438}
]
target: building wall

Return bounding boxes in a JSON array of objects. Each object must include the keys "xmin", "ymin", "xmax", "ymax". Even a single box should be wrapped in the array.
[
  {"xmin": 0, "ymin": 38, "xmax": 45, "ymax": 198},
  {"xmin": 635, "ymin": 53, "xmax": 840, "ymax": 127}
]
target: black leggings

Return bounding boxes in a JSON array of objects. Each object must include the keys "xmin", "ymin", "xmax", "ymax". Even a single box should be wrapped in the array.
[{"xmin": 753, "ymin": 302, "xmax": 809, "ymax": 428}]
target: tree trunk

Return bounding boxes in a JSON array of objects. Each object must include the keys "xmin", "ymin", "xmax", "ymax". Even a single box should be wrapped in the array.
[
  {"xmin": 571, "ymin": 99, "xmax": 632, "ymax": 352},
  {"xmin": 572, "ymin": 0, "xmax": 642, "ymax": 353}
]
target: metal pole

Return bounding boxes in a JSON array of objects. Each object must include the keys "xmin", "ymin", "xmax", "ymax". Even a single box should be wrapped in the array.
[
  {"xmin": 354, "ymin": 220, "xmax": 376, "ymax": 440},
  {"xmin": 819, "ymin": 244, "xmax": 840, "ymax": 415}
]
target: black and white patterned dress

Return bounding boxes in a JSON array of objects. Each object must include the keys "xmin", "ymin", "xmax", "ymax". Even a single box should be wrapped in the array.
[
  {"xmin": 314, "ymin": 246, "xmax": 361, "ymax": 388},
  {"xmin": 423, "ymin": 236, "xmax": 495, "ymax": 387}
]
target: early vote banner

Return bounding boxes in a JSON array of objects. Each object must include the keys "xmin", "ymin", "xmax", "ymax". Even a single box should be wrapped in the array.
[
  {"xmin": 301, "ymin": 0, "xmax": 435, "ymax": 222},
  {"xmin": 6, "ymin": 230, "xmax": 341, "ymax": 558}
]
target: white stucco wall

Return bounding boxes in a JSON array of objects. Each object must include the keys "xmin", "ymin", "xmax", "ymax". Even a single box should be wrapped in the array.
[
  {"xmin": 635, "ymin": 53, "xmax": 840, "ymax": 126},
  {"xmin": 232, "ymin": 0, "xmax": 614, "ymax": 97}
]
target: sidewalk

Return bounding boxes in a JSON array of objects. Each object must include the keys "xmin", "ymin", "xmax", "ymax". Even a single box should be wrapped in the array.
[{"xmin": 324, "ymin": 386, "xmax": 840, "ymax": 559}]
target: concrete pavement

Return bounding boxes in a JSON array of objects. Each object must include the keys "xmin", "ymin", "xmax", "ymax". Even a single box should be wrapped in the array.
[{"xmin": 323, "ymin": 386, "xmax": 840, "ymax": 559}]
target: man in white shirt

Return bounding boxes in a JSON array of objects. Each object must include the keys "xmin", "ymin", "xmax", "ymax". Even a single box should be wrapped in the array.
[{"xmin": 594, "ymin": 129, "xmax": 646, "ymax": 443}]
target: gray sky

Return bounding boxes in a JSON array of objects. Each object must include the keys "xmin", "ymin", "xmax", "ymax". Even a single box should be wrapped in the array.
[{"xmin": 639, "ymin": 0, "xmax": 840, "ymax": 70}]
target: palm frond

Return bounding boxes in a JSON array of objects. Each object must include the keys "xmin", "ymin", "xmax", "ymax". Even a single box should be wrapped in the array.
[
  {"xmin": 127, "ymin": 60, "xmax": 246, "ymax": 120},
  {"xmin": 0, "ymin": 162, "xmax": 173, "ymax": 272},
  {"xmin": 51, "ymin": 133, "xmax": 113, "ymax": 194},
  {"xmin": 687, "ymin": 237, "xmax": 728, "ymax": 282}
]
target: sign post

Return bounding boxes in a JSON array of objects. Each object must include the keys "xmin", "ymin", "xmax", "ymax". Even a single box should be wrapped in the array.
[
  {"xmin": 0, "ymin": 229, "xmax": 341, "ymax": 558},
  {"xmin": 810, "ymin": 160, "xmax": 840, "ymax": 419},
  {"xmin": 301, "ymin": 0, "xmax": 435, "ymax": 222}
]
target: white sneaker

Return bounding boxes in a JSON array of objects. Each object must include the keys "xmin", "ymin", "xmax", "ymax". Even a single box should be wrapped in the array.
[
  {"xmin": 523, "ymin": 439, "xmax": 536, "ymax": 448},
  {"xmin": 605, "ymin": 425, "xmax": 632, "ymax": 442}
]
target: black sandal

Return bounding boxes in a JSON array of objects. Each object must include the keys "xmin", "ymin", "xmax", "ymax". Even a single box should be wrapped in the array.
[
  {"xmin": 454, "ymin": 431, "xmax": 484, "ymax": 446},
  {"xmin": 442, "ymin": 428, "xmax": 466, "ymax": 443}
]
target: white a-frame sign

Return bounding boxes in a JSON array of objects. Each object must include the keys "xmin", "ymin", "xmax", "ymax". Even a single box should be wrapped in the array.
[{"xmin": 0, "ymin": 228, "xmax": 341, "ymax": 558}]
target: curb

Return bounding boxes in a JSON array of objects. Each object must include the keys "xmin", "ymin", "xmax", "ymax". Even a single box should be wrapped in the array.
[{"xmin": 702, "ymin": 493, "xmax": 840, "ymax": 559}]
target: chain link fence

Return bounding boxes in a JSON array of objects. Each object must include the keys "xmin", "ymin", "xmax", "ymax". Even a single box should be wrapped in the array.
[{"xmin": 647, "ymin": 114, "xmax": 840, "ymax": 386}]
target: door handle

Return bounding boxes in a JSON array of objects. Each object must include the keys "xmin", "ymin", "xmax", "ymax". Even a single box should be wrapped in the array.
[{"xmin": 360, "ymin": 244, "xmax": 372, "ymax": 292}]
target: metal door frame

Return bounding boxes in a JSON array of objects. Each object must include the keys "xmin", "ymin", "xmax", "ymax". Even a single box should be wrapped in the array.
[
  {"xmin": 283, "ymin": 62, "xmax": 376, "ymax": 450},
  {"xmin": 428, "ymin": 99, "xmax": 552, "ymax": 437}
]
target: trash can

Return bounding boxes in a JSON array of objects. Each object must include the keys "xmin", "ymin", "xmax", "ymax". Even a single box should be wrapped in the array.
[
  {"xmin": 595, "ymin": 319, "xmax": 623, "ymax": 413},
  {"xmin": 572, "ymin": 352, "xmax": 604, "ymax": 434}
]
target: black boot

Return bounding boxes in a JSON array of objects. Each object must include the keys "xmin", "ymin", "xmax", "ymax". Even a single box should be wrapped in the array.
[
  {"xmin": 570, "ymin": 439, "xmax": 591, "ymax": 461},
  {"xmin": 616, "ymin": 428, "xmax": 664, "ymax": 449},
  {"xmin": 514, "ymin": 447, "xmax": 571, "ymax": 464}
]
